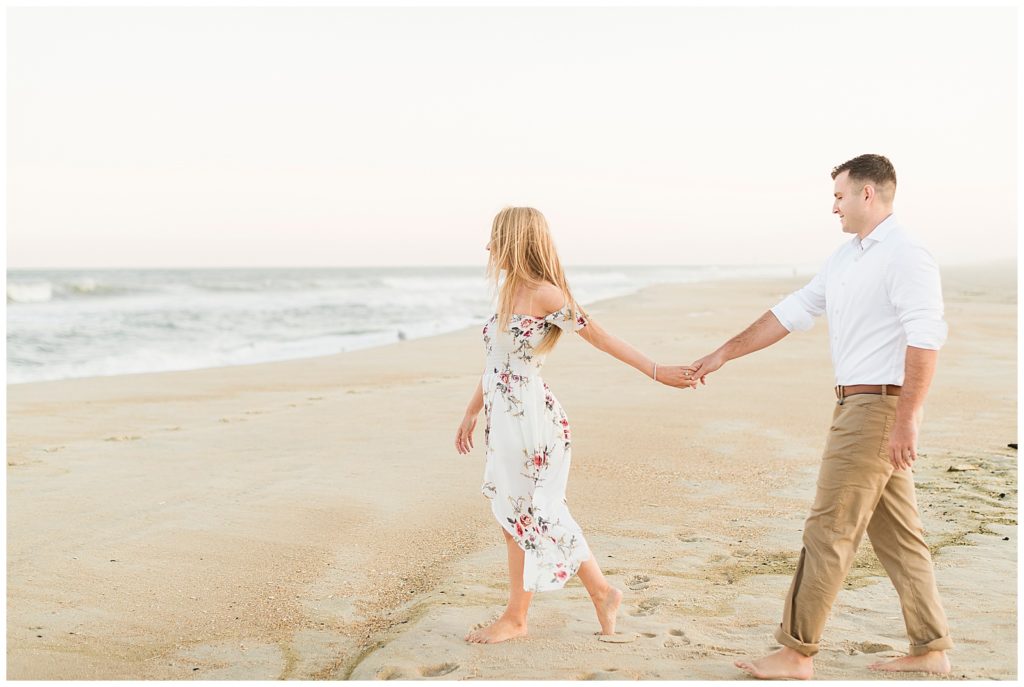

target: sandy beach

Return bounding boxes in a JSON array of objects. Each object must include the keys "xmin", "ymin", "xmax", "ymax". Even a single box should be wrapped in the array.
[{"xmin": 6, "ymin": 265, "xmax": 1017, "ymax": 680}]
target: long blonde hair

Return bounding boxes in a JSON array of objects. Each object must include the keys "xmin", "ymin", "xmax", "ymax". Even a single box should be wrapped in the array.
[{"xmin": 486, "ymin": 207, "xmax": 583, "ymax": 356}]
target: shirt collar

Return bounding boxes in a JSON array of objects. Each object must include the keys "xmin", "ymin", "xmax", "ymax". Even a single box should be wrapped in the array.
[{"xmin": 854, "ymin": 213, "xmax": 898, "ymax": 250}]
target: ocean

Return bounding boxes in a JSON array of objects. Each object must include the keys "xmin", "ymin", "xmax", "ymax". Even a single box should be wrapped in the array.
[{"xmin": 6, "ymin": 265, "xmax": 808, "ymax": 384}]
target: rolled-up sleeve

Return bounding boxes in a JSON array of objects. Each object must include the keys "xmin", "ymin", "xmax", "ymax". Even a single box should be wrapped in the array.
[
  {"xmin": 887, "ymin": 243, "xmax": 947, "ymax": 350},
  {"xmin": 771, "ymin": 268, "xmax": 827, "ymax": 332}
]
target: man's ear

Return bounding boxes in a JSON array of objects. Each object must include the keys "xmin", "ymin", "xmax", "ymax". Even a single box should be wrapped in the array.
[{"xmin": 862, "ymin": 183, "xmax": 875, "ymax": 203}]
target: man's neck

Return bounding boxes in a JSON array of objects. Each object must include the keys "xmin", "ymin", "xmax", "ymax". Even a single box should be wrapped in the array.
[{"xmin": 857, "ymin": 211, "xmax": 894, "ymax": 241}]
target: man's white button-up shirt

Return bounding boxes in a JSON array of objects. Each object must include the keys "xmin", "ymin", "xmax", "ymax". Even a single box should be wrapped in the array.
[{"xmin": 770, "ymin": 214, "xmax": 947, "ymax": 386}]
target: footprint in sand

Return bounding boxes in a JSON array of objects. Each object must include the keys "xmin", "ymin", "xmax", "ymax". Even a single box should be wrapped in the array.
[
  {"xmin": 375, "ymin": 666, "xmax": 404, "ymax": 680},
  {"xmin": 638, "ymin": 632, "xmax": 658, "ymax": 638},
  {"xmin": 243, "ymin": 410, "xmax": 264, "ymax": 416},
  {"xmin": 630, "ymin": 597, "xmax": 663, "ymax": 617},
  {"xmin": 42, "ymin": 446, "xmax": 65, "ymax": 453},
  {"xmin": 419, "ymin": 662, "xmax": 458, "ymax": 678},
  {"xmin": 626, "ymin": 573, "xmax": 651, "ymax": 591},
  {"xmin": 596, "ymin": 631, "xmax": 637, "ymax": 643},
  {"xmin": 852, "ymin": 641, "xmax": 894, "ymax": 654},
  {"xmin": 307, "ymin": 396, "xmax": 324, "ymax": 401},
  {"xmin": 104, "ymin": 435, "xmax": 141, "ymax": 442},
  {"xmin": 663, "ymin": 629, "xmax": 692, "ymax": 647}
]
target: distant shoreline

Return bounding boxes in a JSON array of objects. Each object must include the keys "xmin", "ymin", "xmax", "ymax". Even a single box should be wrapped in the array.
[{"xmin": 7, "ymin": 265, "xmax": 819, "ymax": 386}]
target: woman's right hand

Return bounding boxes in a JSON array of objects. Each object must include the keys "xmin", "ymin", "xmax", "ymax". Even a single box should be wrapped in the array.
[
  {"xmin": 655, "ymin": 365, "xmax": 700, "ymax": 389},
  {"xmin": 455, "ymin": 412, "xmax": 478, "ymax": 454}
]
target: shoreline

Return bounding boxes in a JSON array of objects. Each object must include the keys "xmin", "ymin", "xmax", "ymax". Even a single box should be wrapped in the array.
[
  {"xmin": 6, "ymin": 259, "xmax": 1013, "ymax": 389},
  {"xmin": 6, "ymin": 263, "xmax": 821, "ymax": 388},
  {"xmin": 7, "ymin": 267, "xmax": 1017, "ymax": 679}
]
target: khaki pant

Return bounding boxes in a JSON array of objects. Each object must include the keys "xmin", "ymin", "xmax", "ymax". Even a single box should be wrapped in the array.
[{"xmin": 774, "ymin": 393, "xmax": 954, "ymax": 657}]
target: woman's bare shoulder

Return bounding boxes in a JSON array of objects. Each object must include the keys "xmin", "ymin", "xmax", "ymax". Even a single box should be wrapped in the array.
[{"xmin": 533, "ymin": 282, "xmax": 566, "ymax": 313}]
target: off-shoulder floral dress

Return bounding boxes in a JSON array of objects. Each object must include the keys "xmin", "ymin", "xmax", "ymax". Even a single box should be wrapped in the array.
[{"xmin": 480, "ymin": 304, "xmax": 591, "ymax": 592}]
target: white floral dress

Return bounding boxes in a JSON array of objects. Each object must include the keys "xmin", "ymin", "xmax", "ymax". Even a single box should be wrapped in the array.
[{"xmin": 480, "ymin": 305, "xmax": 591, "ymax": 592}]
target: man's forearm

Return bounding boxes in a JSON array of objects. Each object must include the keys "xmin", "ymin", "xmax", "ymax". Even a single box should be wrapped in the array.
[
  {"xmin": 896, "ymin": 346, "xmax": 938, "ymax": 425},
  {"xmin": 718, "ymin": 310, "xmax": 790, "ymax": 362}
]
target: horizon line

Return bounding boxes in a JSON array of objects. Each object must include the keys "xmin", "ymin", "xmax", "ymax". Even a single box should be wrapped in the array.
[{"xmin": 6, "ymin": 259, "xmax": 1015, "ymax": 272}]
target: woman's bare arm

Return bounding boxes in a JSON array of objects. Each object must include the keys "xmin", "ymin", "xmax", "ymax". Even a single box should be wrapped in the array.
[
  {"xmin": 578, "ymin": 317, "xmax": 697, "ymax": 389},
  {"xmin": 455, "ymin": 378, "xmax": 483, "ymax": 454}
]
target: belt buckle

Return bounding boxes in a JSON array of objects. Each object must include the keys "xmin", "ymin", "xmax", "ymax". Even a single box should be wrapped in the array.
[{"xmin": 835, "ymin": 385, "xmax": 845, "ymax": 405}]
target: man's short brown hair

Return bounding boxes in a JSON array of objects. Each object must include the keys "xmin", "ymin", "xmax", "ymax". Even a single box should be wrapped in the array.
[{"xmin": 831, "ymin": 154, "xmax": 897, "ymax": 200}]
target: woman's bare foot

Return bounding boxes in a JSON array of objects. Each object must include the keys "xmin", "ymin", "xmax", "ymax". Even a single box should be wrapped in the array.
[
  {"xmin": 591, "ymin": 585, "xmax": 622, "ymax": 635},
  {"xmin": 464, "ymin": 614, "xmax": 528, "ymax": 644},
  {"xmin": 868, "ymin": 650, "xmax": 950, "ymax": 674},
  {"xmin": 734, "ymin": 647, "xmax": 814, "ymax": 680}
]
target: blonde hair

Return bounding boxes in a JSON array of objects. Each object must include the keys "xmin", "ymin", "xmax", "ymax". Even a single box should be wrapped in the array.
[{"xmin": 486, "ymin": 206, "xmax": 583, "ymax": 356}]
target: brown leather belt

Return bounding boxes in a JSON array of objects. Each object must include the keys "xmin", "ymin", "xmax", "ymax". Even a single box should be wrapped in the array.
[{"xmin": 835, "ymin": 384, "xmax": 901, "ymax": 404}]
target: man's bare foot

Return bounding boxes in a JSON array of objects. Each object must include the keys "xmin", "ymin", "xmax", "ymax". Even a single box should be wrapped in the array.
[
  {"xmin": 464, "ymin": 615, "xmax": 527, "ymax": 644},
  {"xmin": 592, "ymin": 585, "xmax": 622, "ymax": 635},
  {"xmin": 868, "ymin": 650, "xmax": 950, "ymax": 674},
  {"xmin": 734, "ymin": 647, "xmax": 814, "ymax": 680}
]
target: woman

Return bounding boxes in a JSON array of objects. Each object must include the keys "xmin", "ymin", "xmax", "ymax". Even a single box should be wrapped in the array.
[{"xmin": 455, "ymin": 207, "xmax": 696, "ymax": 644}]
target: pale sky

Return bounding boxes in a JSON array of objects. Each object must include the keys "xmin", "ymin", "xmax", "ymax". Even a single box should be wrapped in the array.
[{"xmin": 7, "ymin": 6, "xmax": 1018, "ymax": 269}]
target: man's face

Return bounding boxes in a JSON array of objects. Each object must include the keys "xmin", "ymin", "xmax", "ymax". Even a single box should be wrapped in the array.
[{"xmin": 832, "ymin": 170, "xmax": 866, "ymax": 235}]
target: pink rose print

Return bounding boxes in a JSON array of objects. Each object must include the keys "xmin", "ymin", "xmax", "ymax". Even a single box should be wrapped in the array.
[{"xmin": 520, "ymin": 514, "xmax": 532, "ymax": 526}]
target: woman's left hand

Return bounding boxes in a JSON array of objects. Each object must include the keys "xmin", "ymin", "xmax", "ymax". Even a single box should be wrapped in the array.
[{"xmin": 455, "ymin": 412, "xmax": 478, "ymax": 454}]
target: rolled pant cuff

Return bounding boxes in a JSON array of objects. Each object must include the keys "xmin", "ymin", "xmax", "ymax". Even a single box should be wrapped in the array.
[
  {"xmin": 773, "ymin": 624, "xmax": 819, "ymax": 657},
  {"xmin": 908, "ymin": 635, "xmax": 954, "ymax": 656}
]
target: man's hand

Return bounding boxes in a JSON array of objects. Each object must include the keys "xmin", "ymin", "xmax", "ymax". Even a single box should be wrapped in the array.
[
  {"xmin": 690, "ymin": 350, "xmax": 727, "ymax": 385},
  {"xmin": 887, "ymin": 418, "xmax": 918, "ymax": 470},
  {"xmin": 889, "ymin": 347, "xmax": 937, "ymax": 471},
  {"xmin": 655, "ymin": 365, "xmax": 699, "ymax": 389}
]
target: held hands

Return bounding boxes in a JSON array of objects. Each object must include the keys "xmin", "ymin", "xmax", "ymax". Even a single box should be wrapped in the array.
[
  {"xmin": 689, "ymin": 349, "xmax": 727, "ymax": 385},
  {"xmin": 655, "ymin": 365, "xmax": 700, "ymax": 389},
  {"xmin": 455, "ymin": 412, "xmax": 478, "ymax": 454}
]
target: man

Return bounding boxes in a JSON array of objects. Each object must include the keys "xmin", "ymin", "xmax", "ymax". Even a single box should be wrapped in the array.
[{"xmin": 690, "ymin": 154, "xmax": 953, "ymax": 679}]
